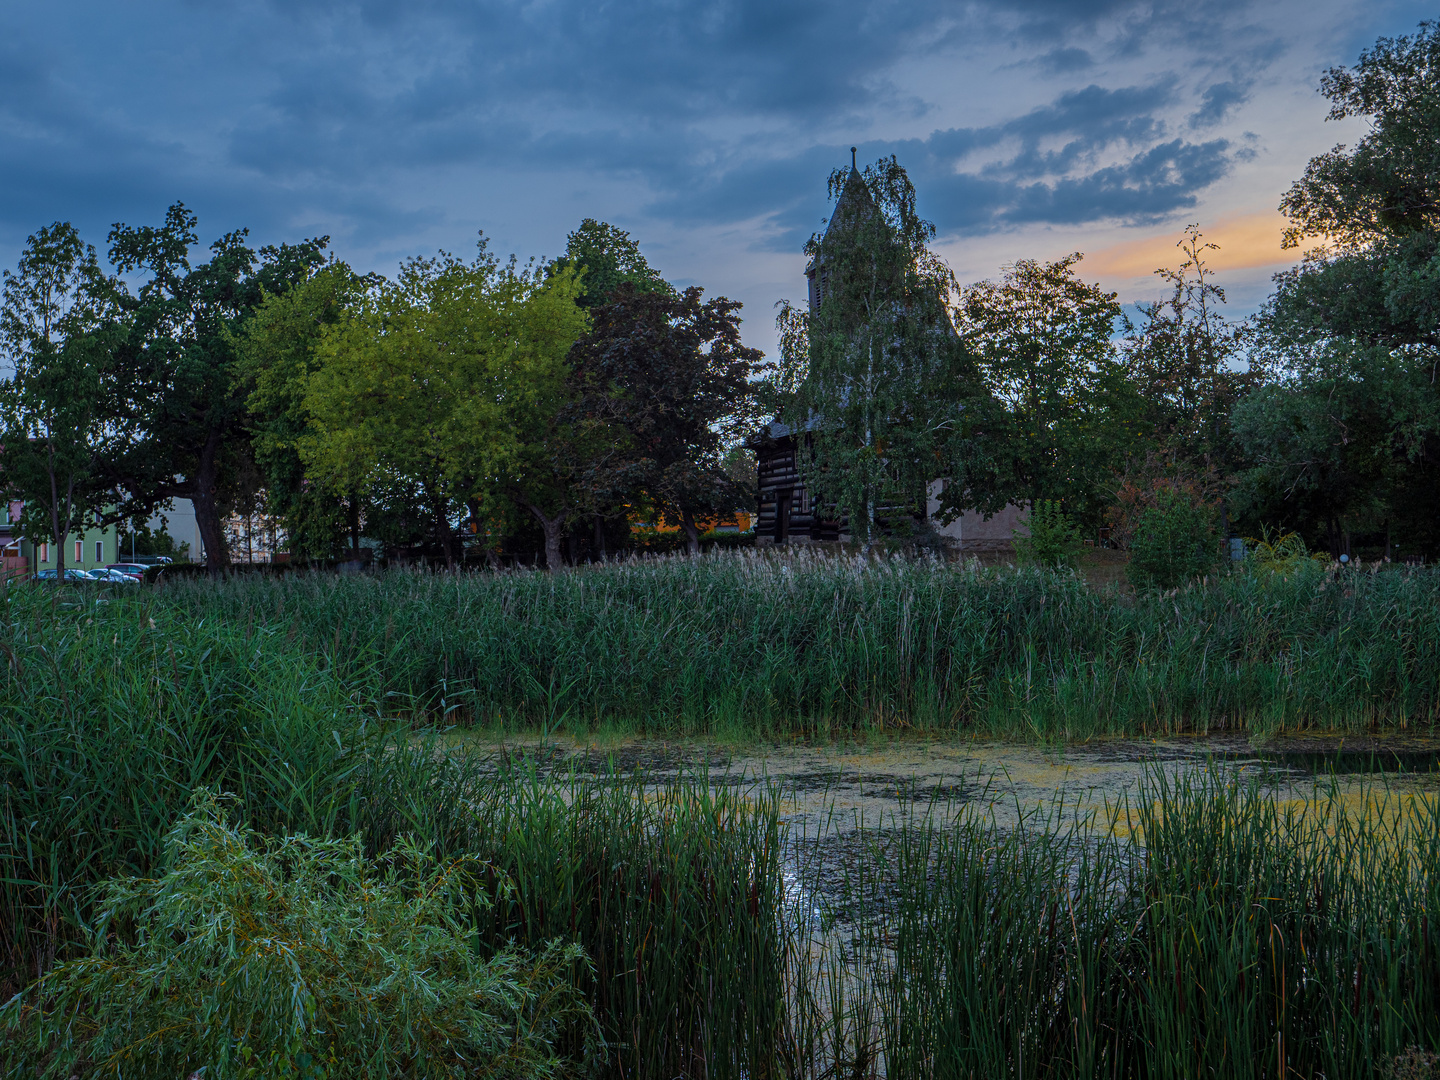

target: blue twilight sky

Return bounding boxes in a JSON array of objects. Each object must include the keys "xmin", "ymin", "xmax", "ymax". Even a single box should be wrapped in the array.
[{"xmin": 1, "ymin": 1, "xmax": 1433, "ymax": 355}]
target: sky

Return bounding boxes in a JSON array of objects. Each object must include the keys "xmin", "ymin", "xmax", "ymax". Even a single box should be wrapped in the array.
[{"xmin": 1, "ymin": 1, "xmax": 1434, "ymax": 356}]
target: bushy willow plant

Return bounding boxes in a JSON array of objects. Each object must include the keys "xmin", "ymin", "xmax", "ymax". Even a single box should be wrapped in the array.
[
  {"xmin": 2, "ymin": 792, "xmax": 592, "ymax": 1080},
  {"xmin": 1246, "ymin": 527, "xmax": 1330, "ymax": 574}
]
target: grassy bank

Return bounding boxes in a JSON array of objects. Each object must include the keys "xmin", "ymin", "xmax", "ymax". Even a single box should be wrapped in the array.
[
  {"xmin": 2, "ymin": 587, "xmax": 1440, "ymax": 1077},
  {"xmin": 161, "ymin": 550, "xmax": 1440, "ymax": 738},
  {"xmin": 0, "ymin": 587, "xmax": 793, "ymax": 1078}
]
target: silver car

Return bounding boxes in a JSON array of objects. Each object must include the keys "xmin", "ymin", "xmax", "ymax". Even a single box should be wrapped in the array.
[{"xmin": 87, "ymin": 568, "xmax": 140, "ymax": 584}]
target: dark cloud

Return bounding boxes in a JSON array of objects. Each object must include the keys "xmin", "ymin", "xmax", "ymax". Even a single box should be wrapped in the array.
[
  {"xmin": 1188, "ymin": 81, "xmax": 1252, "ymax": 128},
  {"xmin": 0, "ymin": 0, "xmax": 1394, "ymax": 281},
  {"xmin": 667, "ymin": 80, "xmax": 1229, "ymax": 246},
  {"xmin": 1034, "ymin": 47, "xmax": 1096, "ymax": 73}
]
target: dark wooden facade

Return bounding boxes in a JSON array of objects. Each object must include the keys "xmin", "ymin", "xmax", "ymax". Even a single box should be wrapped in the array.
[{"xmin": 750, "ymin": 421, "xmax": 845, "ymax": 544}]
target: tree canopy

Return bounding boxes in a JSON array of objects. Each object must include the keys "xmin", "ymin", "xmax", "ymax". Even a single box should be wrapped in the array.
[
  {"xmin": 1236, "ymin": 22, "xmax": 1440, "ymax": 556},
  {"xmin": 956, "ymin": 254, "xmax": 1137, "ymax": 529},
  {"xmin": 300, "ymin": 246, "xmax": 593, "ymax": 569},
  {"xmin": 0, "ymin": 222, "xmax": 119, "ymax": 579},
  {"xmin": 568, "ymin": 284, "xmax": 768, "ymax": 553}
]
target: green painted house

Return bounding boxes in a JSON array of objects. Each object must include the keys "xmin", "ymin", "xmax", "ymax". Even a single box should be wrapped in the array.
[{"xmin": 0, "ymin": 501, "xmax": 122, "ymax": 576}]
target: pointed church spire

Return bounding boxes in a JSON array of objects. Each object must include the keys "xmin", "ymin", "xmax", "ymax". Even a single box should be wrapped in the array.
[{"xmin": 851, "ymin": 146, "xmax": 857, "ymax": 171}]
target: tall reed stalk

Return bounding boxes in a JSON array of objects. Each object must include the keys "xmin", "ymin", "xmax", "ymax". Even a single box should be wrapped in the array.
[
  {"xmin": 161, "ymin": 551, "xmax": 1440, "ymax": 737},
  {"xmin": 847, "ymin": 769, "xmax": 1440, "ymax": 1078}
]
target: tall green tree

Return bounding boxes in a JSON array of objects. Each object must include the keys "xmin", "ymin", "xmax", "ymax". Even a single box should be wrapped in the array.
[
  {"xmin": 240, "ymin": 263, "xmax": 375, "ymax": 560},
  {"xmin": 1280, "ymin": 21, "xmax": 1440, "ymax": 249},
  {"xmin": 550, "ymin": 219, "xmax": 673, "ymax": 308},
  {"xmin": 105, "ymin": 204, "xmax": 328, "ymax": 570},
  {"xmin": 1235, "ymin": 22, "xmax": 1440, "ymax": 555},
  {"xmin": 0, "ymin": 222, "xmax": 118, "ymax": 582},
  {"xmin": 955, "ymin": 254, "xmax": 1139, "ymax": 530},
  {"xmin": 786, "ymin": 155, "xmax": 980, "ymax": 541},
  {"xmin": 568, "ymin": 285, "xmax": 769, "ymax": 554},
  {"xmin": 301, "ymin": 247, "xmax": 593, "ymax": 569}
]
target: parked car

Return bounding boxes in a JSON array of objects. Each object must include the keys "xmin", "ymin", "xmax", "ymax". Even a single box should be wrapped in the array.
[
  {"xmin": 88, "ymin": 568, "xmax": 140, "ymax": 584},
  {"xmin": 32, "ymin": 568, "xmax": 93, "ymax": 582},
  {"xmin": 105, "ymin": 563, "xmax": 150, "ymax": 580}
]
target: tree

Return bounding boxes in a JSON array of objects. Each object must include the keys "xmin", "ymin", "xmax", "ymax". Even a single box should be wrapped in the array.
[
  {"xmin": 1230, "ymin": 342, "xmax": 1432, "ymax": 556},
  {"xmin": 0, "ymin": 223, "xmax": 117, "ymax": 583},
  {"xmin": 550, "ymin": 219, "xmax": 673, "ymax": 308},
  {"xmin": 955, "ymin": 254, "xmax": 1140, "ymax": 530},
  {"xmin": 1122, "ymin": 227, "xmax": 1255, "ymax": 477},
  {"xmin": 1235, "ymin": 22, "xmax": 1440, "ymax": 556},
  {"xmin": 1012, "ymin": 500, "xmax": 1083, "ymax": 571},
  {"xmin": 1126, "ymin": 487, "xmax": 1221, "ymax": 592},
  {"xmin": 788, "ymin": 155, "xmax": 980, "ymax": 541},
  {"xmin": 567, "ymin": 285, "xmax": 769, "ymax": 554},
  {"xmin": 105, "ymin": 204, "xmax": 329, "ymax": 571},
  {"xmin": 1280, "ymin": 21, "xmax": 1440, "ymax": 249},
  {"xmin": 240, "ymin": 263, "xmax": 375, "ymax": 560},
  {"xmin": 1106, "ymin": 452, "xmax": 1224, "ymax": 551},
  {"xmin": 301, "ymin": 246, "xmax": 593, "ymax": 570}
]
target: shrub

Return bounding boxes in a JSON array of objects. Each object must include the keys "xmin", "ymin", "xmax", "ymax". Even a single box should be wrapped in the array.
[
  {"xmin": 1127, "ymin": 487, "xmax": 1220, "ymax": 591},
  {"xmin": 1012, "ymin": 500, "xmax": 1082, "ymax": 570},
  {"xmin": 1, "ymin": 793, "xmax": 592, "ymax": 1080},
  {"xmin": 1246, "ymin": 527, "xmax": 1329, "ymax": 576}
]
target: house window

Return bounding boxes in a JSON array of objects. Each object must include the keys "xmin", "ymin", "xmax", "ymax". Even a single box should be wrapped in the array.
[
  {"xmin": 75, "ymin": 540, "xmax": 83, "ymax": 564},
  {"xmin": 96, "ymin": 540, "xmax": 104, "ymax": 563},
  {"xmin": 39, "ymin": 543, "xmax": 48, "ymax": 563}
]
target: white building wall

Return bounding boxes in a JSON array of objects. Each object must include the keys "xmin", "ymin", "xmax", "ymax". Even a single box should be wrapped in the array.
[
  {"xmin": 927, "ymin": 480, "xmax": 1028, "ymax": 551},
  {"xmin": 144, "ymin": 499, "xmax": 205, "ymax": 562}
]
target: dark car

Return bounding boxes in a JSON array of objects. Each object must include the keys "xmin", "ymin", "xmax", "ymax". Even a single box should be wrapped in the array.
[
  {"xmin": 32, "ymin": 568, "xmax": 93, "ymax": 582},
  {"xmin": 105, "ymin": 563, "xmax": 150, "ymax": 581}
]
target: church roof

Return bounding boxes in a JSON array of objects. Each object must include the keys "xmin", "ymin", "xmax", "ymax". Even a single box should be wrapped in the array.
[{"xmin": 822, "ymin": 147, "xmax": 875, "ymax": 242}]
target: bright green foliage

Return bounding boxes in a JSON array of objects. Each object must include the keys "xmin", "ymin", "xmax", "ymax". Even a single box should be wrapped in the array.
[
  {"xmin": 1126, "ymin": 487, "xmax": 1220, "ymax": 592},
  {"xmin": 4, "ymin": 794, "xmax": 590, "ymax": 1080},
  {"xmin": 956, "ymin": 254, "xmax": 1141, "ymax": 529},
  {"xmin": 790, "ymin": 156, "xmax": 980, "ymax": 540},
  {"xmin": 300, "ymin": 247, "xmax": 592, "ymax": 567},
  {"xmin": 0, "ymin": 222, "xmax": 117, "ymax": 579},
  {"xmin": 240, "ymin": 263, "xmax": 374, "ymax": 560},
  {"xmin": 1012, "ymin": 500, "xmax": 1083, "ymax": 571}
]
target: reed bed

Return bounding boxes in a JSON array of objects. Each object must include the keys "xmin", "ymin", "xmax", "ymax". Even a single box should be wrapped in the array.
[
  {"xmin": 162, "ymin": 550, "xmax": 1440, "ymax": 737},
  {"xmin": 0, "ymin": 587, "xmax": 794, "ymax": 1079},
  {"xmin": 6, "ymin": 574, "xmax": 1440, "ymax": 1078},
  {"xmin": 836, "ymin": 769, "xmax": 1440, "ymax": 1078}
]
